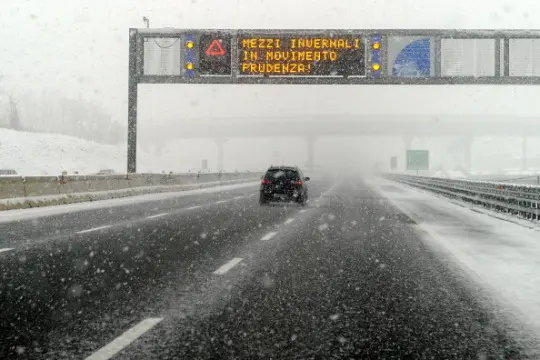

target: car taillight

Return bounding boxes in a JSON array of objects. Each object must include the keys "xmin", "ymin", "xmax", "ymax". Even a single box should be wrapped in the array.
[
  {"xmin": 291, "ymin": 180, "xmax": 303, "ymax": 185},
  {"xmin": 262, "ymin": 179, "xmax": 272, "ymax": 185}
]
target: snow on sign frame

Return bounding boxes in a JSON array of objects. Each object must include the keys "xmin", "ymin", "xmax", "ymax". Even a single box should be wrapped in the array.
[{"xmin": 127, "ymin": 28, "xmax": 540, "ymax": 173}]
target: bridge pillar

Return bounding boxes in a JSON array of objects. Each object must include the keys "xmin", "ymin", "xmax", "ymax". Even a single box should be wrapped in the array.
[
  {"xmin": 306, "ymin": 136, "xmax": 317, "ymax": 170},
  {"xmin": 403, "ymin": 136, "xmax": 414, "ymax": 150},
  {"xmin": 463, "ymin": 137, "xmax": 473, "ymax": 171},
  {"xmin": 522, "ymin": 136, "xmax": 528, "ymax": 170},
  {"xmin": 153, "ymin": 143, "xmax": 165, "ymax": 157},
  {"xmin": 215, "ymin": 138, "xmax": 227, "ymax": 171}
]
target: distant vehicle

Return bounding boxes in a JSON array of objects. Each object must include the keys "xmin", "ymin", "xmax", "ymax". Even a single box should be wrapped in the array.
[
  {"xmin": 260, "ymin": 166, "xmax": 310, "ymax": 206},
  {"xmin": 0, "ymin": 169, "xmax": 18, "ymax": 176},
  {"xmin": 96, "ymin": 169, "xmax": 116, "ymax": 175}
]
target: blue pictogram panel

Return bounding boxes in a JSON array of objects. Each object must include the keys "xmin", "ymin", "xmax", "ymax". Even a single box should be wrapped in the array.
[{"xmin": 392, "ymin": 38, "xmax": 431, "ymax": 77}]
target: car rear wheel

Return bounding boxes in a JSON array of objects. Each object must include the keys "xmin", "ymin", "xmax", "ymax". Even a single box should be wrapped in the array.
[{"xmin": 259, "ymin": 193, "xmax": 268, "ymax": 205}]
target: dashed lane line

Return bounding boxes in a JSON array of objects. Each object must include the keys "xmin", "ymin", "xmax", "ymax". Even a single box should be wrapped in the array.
[
  {"xmin": 213, "ymin": 257, "xmax": 244, "ymax": 275},
  {"xmin": 76, "ymin": 225, "xmax": 112, "ymax": 234},
  {"xmin": 146, "ymin": 213, "xmax": 168, "ymax": 219},
  {"xmin": 85, "ymin": 317, "xmax": 163, "ymax": 360},
  {"xmin": 261, "ymin": 231, "xmax": 277, "ymax": 241}
]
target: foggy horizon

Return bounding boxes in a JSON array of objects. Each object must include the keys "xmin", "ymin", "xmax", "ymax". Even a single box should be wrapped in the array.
[{"xmin": 2, "ymin": 0, "xmax": 540, "ymax": 175}]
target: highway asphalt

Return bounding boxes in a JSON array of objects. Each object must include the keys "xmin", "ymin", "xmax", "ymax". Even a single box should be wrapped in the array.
[{"xmin": 0, "ymin": 175, "xmax": 529, "ymax": 359}]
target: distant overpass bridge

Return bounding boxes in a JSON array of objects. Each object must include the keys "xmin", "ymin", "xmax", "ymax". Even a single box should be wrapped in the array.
[
  {"xmin": 143, "ymin": 115, "xmax": 540, "ymax": 139},
  {"xmin": 139, "ymin": 115, "xmax": 540, "ymax": 170}
]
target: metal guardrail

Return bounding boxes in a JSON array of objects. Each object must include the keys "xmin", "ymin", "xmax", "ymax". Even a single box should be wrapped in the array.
[{"xmin": 384, "ymin": 174, "xmax": 540, "ymax": 221}]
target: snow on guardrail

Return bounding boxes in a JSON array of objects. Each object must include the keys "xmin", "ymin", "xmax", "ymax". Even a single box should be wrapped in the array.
[
  {"xmin": 0, "ymin": 172, "xmax": 261, "ymax": 205},
  {"xmin": 383, "ymin": 173, "xmax": 540, "ymax": 221}
]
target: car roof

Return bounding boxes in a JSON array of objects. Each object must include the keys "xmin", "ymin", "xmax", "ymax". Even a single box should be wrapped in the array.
[{"xmin": 267, "ymin": 166, "xmax": 300, "ymax": 170}]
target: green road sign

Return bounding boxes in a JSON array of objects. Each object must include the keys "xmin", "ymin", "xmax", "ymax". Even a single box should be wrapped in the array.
[{"xmin": 406, "ymin": 150, "xmax": 429, "ymax": 171}]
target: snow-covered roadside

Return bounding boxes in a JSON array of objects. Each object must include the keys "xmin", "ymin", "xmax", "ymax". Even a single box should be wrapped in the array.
[
  {"xmin": 0, "ymin": 181, "xmax": 258, "ymax": 223},
  {"xmin": 0, "ymin": 178, "xmax": 259, "ymax": 211},
  {"xmin": 366, "ymin": 176, "xmax": 540, "ymax": 355}
]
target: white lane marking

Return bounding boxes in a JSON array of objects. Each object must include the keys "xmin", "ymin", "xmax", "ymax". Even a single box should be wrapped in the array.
[
  {"xmin": 300, "ymin": 209, "xmax": 307, "ymax": 213},
  {"xmin": 215, "ymin": 200, "xmax": 227, "ymax": 204},
  {"xmin": 186, "ymin": 205, "xmax": 202, "ymax": 210},
  {"xmin": 76, "ymin": 225, "xmax": 111, "ymax": 234},
  {"xmin": 0, "ymin": 248, "xmax": 14, "ymax": 254},
  {"xmin": 233, "ymin": 196, "xmax": 243, "ymax": 200},
  {"xmin": 261, "ymin": 231, "xmax": 277, "ymax": 241},
  {"xmin": 284, "ymin": 218, "xmax": 295, "ymax": 224},
  {"xmin": 213, "ymin": 257, "xmax": 244, "ymax": 275},
  {"xmin": 146, "ymin": 213, "xmax": 168, "ymax": 219},
  {"xmin": 85, "ymin": 317, "xmax": 163, "ymax": 360}
]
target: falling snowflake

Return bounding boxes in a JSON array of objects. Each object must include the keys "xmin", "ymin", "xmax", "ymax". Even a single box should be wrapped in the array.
[
  {"xmin": 318, "ymin": 223, "xmax": 329, "ymax": 231},
  {"xmin": 68, "ymin": 284, "xmax": 83, "ymax": 297},
  {"xmin": 261, "ymin": 275, "xmax": 274, "ymax": 288}
]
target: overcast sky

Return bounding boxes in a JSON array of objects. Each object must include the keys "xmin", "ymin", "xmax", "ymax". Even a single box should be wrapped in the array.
[
  {"xmin": 3, "ymin": 0, "xmax": 540, "ymax": 172},
  {"xmin": 3, "ymin": 0, "xmax": 540, "ymax": 124}
]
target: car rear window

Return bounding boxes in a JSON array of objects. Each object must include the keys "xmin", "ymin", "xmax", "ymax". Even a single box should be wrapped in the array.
[{"xmin": 265, "ymin": 169, "xmax": 300, "ymax": 180}]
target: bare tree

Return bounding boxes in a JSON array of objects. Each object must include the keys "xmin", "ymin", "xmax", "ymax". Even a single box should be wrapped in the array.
[
  {"xmin": 16, "ymin": 93, "xmax": 123, "ymax": 144},
  {"xmin": 9, "ymin": 94, "xmax": 22, "ymax": 131}
]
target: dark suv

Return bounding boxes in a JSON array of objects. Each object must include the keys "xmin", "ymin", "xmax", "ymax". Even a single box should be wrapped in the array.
[{"xmin": 260, "ymin": 166, "xmax": 310, "ymax": 206}]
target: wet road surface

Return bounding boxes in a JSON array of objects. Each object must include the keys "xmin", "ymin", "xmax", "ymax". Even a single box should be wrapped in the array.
[{"xmin": 0, "ymin": 176, "xmax": 528, "ymax": 359}]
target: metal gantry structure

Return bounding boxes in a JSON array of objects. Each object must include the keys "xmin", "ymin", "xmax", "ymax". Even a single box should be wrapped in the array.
[{"xmin": 128, "ymin": 28, "xmax": 540, "ymax": 173}]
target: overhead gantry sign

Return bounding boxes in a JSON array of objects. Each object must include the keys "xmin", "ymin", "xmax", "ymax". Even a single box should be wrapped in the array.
[{"xmin": 127, "ymin": 29, "xmax": 540, "ymax": 172}]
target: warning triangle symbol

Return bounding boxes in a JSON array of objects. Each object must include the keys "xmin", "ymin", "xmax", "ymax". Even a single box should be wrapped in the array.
[{"xmin": 205, "ymin": 39, "xmax": 226, "ymax": 56}]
